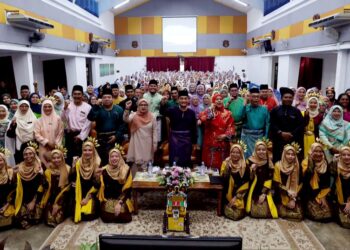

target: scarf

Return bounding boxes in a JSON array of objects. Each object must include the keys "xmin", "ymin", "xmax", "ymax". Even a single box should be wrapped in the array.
[
  {"xmin": 0, "ymin": 153, "xmax": 12, "ymax": 184},
  {"xmin": 280, "ymin": 146, "xmax": 299, "ymax": 194},
  {"xmin": 338, "ymin": 146, "xmax": 350, "ymax": 179},
  {"xmin": 53, "ymin": 92, "xmax": 64, "ymax": 115},
  {"xmin": 9, "ymin": 99, "xmax": 19, "ymax": 116},
  {"xmin": 106, "ymin": 149, "xmax": 129, "ymax": 184},
  {"xmin": 320, "ymin": 105, "xmax": 346, "ymax": 142},
  {"xmin": 0, "ymin": 104, "xmax": 9, "ymax": 124},
  {"xmin": 18, "ymin": 147, "xmax": 41, "ymax": 181},
  {"xmin": 50, "ymin": 149, "xmax": 70, "ymax": 187},
  {"xmin": 29, "ymin": 93, "xmax": 41, "ymax": 114},
  {"xmin": 225, "ymin": 144, "xmax": 246, "ymax": 178},
  {"xmin": 249, "ymin": 141, "xmax": 270, "ymax": 167},
  {"xmin": 307, "ymin": 96, "xmax": 320, "ymax": 118},
  {"xmin": 78, "ymin": 141, "xmax": 101, "ymax": 180},
  {"xmin": 310, "ymin": 143, "xmax": 327, "ymax": 174},
  {"xmin": 130, "ymin": 99, "xmax": 153, "ymax": 133},
  {"xmin": 13, "ymin": 100, "xmax": 37, "ymax": 147},
  {"xmin": 38, "ymin": 99, "xmax": 61, "ymax": 142}
]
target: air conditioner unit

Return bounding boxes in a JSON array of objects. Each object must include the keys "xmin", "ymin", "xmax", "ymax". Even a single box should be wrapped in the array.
[
  {"xmin": 6, "ymin": 12, "xmax": 54, "ymax": 31},
  {"xmin": 253, "ymin": 37, "xmax": 271, "ymax": 45},
  {"xmin": 309, "ymin": 12, "xmax": 350, "ymax": 29},
  {"xmin": 92, "ymin": 37, "xmax": 111, "ymax": 47}
]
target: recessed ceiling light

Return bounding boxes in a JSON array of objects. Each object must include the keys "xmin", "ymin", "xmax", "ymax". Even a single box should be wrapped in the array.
[
  {"xmin": 113, "ymin": 0, "xmax": 130, "ymax": 9},
  {"xmin": 234, "ymin": 0, "xmax": 248, "ymax": 7}
]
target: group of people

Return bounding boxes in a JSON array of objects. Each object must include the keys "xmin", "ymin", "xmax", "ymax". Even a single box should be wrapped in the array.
[{"xmin": 0, "ymin": 69, "xmax": 349, "ymax": 230}]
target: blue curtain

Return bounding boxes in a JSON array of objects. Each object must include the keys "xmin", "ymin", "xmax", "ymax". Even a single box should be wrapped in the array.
[{"xmin": 264, "ymin": 0, "xmax": 290, "ymax": 15}]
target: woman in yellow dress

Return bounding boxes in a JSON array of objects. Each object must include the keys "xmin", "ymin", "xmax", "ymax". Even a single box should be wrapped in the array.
[
  {"xmin": 246, "ymin": 140, "xmax": 278, "ymax": 219},
  {"xmin": 273, "ymin": 143, "xmax": 303, "ymax": 221},
  {"xmin": 71, "ymin": 138, "xmax": 101, "ymax": 223},
  {"xmin": 220, "ymin": 143, "xmax": 250, "ymax": 220},
  {"xmin": 0, "ymin": 147, "xmax": 16, "ymax": 229},
  {"xmin": 42, "ymin": 146, "xmax": 71, "ymax": 227},
  {"xmin": 302, "ymin": 96, "xmax": 324, "ymax": 158},
  {"xmin": 334, "ymin": 146, "xmax": 350, "ymax": 228},
  {"xmin": 301, "ymin": 142, "xmax": 332, "ymax": 221},
  {"xmin": 14, "ymin": 142, "xmax": 44, "ymax": 229},
  {"xmin": 98, "ymin": 146, "xmax": 133, "ymax": 223}
]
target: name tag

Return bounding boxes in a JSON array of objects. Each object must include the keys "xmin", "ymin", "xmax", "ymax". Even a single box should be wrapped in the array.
[{"xmin": 27, "ymin": 122, "xmax": 32, "ymax": 124}]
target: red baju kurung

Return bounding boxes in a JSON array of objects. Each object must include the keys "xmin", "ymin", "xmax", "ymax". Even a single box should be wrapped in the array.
[{"xmin": 260, "ymin": 97, "xmax": 278, "ymax": 112}]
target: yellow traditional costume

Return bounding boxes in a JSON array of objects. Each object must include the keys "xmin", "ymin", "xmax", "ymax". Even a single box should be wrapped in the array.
[{"xmin": 220, "ymin": 143, "xmax": 250, "ymax": 221}]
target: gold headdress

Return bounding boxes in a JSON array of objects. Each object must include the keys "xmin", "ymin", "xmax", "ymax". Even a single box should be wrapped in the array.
[
  {"xmin": 26, "ymin": 141, "xmax": 39, "ymax": 152},
  {"xmin": 42, "ymin": 95, "xmax": 57, "ymax": 105},
  {"xmin": 54, "ymin": 144, "xmax": 68, "ymax": 158},
  {"xmin": 86, "ymin": 136, "xmax": 100, "ymax": 148},
  {"xmin": 306, "ymin": 92, "xmax": 320, "ymax": 100},
  {"xmin": 284, "ymin": 142, "xmax": 301, "ymax": 154},
  {"xmin": 239, "ymin": 88, "xmax": 249, "ymax": 97},
  {"xmin": 232, "ymin": 140, "xmax": 247, "ymax": 153},
  {"xmin": 315, "ymin": 137, "xmax": 328, "ymax": 149},
  {"xmin": 113, "ymin": 143, "xmax": 125, "ymax": 156},
  {"xmin": 0, "ymin": 147, "xmax": 11, "ymax": 158},
  {"xmin": 257, "ymin": 137, "xmax": 273, "ymax": 149}
]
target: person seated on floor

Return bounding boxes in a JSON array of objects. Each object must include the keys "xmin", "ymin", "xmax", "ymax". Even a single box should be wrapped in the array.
[
  {"xmin": 42, "ymin": 145, "xmax": 71, "ymax": 227},
  {"xmin": 0, "ymin": 147, "xmax": 16, "ymax": 230},
  {"xmin": 220, "ymin": 142, "xmax": 250, "ymax": 221},
  {"xmin": 14, "ymin": 142, "xmax": 44, "ymax": 229},
  {"xmin": 333, "ymin": 146, "xmax": 350, "ymax": 228},
  {"xmin": 273, "ymin": 143, "xmax": 303, "ymax": 221},
  {"xmin": 97, "ymin": 146, "xmax": 133, "ymax": 223},
  {"xmin": 301, "ymin": 142, "xmax": 332, "ymax": 222},
  {"xmin": 246, "ymin": 139, "xmax": 278, "ymax": 219},
  {"xmin": 70, "ymin": 138, "xmax": 101, "ymax": 223}
]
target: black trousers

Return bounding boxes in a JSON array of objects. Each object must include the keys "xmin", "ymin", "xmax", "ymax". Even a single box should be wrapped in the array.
[{"xmin": 65, "ymin": 131, "xmax": 83, "ymax": 166}]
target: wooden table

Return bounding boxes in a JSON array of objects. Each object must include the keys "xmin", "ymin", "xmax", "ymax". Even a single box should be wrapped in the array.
[{"xmin": 132, "ymin": 176, "xmax": 223, "ymax": 216}]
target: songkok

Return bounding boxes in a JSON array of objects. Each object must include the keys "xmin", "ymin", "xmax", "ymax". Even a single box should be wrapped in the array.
[
  {"xmin": 178, "ymin": 90, "xmax": 189, "ymax": 97},
  {"xmin": 260, "ymin": 84, "xmax": 268, "ymax": 90},
  {"xmin": 20, "ymin": 85, "xmax": 29, "ymax": 90},
  {"xmin": 171, "ymin": 86, "xmax": 178, "ymax": 91},
  {"xmin": 250, "ymin": 88, "xmax": 260, "ymax": 94},
  {"xmin": 229, "ymin": 83, "xmax": 238, "ymax": 90},
  {"xmin": 280, "ymin": 87, "xmax": 294, "ymax": 96},
  {"xmin": 102, "ymin": 87, "xmax": 113, "ymax": 96},
  {"xmin": 111, "ymin": 83, "xmax": 119, "ymax": 89},
  {"xmin": 125, "ymin": 85, "xmax": 134, "ymax": 91},
  {"xmin": 149, "ymin": 79, "xmax": 158, "ymax": 85},
  {"xmin": 72, "ymin": 85, "xmax": 84, "ymax": 93}
]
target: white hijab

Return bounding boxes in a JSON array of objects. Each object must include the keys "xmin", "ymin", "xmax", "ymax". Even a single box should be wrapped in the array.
[
  {"xmin": 0, "ymin": 105, "xmax": 9, "ymax": 124},
  {"xmin": 13, "ymin": 100, "xmax": 37, "ymax": 150}
]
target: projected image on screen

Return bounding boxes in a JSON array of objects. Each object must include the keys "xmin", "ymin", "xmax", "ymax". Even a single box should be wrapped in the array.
[{"xmin": 162, "ymin": 17, "xmax": 197, "ymax": 53}]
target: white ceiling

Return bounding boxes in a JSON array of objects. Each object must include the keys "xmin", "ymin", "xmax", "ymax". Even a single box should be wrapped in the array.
[{"xmin": 109, "ymin": 0, "xmax": 262, "ymax": 16}]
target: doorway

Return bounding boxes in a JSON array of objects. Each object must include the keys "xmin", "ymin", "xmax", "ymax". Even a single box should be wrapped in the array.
[
  {"xmin": 86, "ymin": 58, "xmax": 92, "ymax": 85},
  {"xmin": 0, "ymin": 56, "xmax": 17, "ymax": 98},
  {"xmin": 43, "ymin": 59, "xmax": 67, "ymax": 93},
  {"xmin": 298, "ymin": 57, "xmax": 323, "ymax": 90}
]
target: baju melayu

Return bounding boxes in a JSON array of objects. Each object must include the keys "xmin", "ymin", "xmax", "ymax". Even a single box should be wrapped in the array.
[{"xmin": 224, "ymin": 96, "xmax": 245, "ymax": 139}]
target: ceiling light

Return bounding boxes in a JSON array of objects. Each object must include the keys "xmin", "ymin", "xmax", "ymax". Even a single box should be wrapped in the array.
[
  {"xmin": 234, "ymin": 0, "xmax": 248, "ymax": 7},
  {"xmin": 113, "ymin": 0, "xmax": 130, "ymax": 9}
]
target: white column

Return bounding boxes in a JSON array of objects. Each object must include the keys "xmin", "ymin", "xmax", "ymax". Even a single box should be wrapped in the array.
[
  {"xmin": 12, "ymin": 52, "xmax": 34, "ymax": 96},
  {"xmin": 334, "ymin": 50, "xmax": 349, "ymax": 94},
  {"xmin": 277, "ymin": 55, "xmax": 300, "ymax": 89},
  {"xmin": 65, "ymin": 57, "xmax": 87, "ymax": 95}
]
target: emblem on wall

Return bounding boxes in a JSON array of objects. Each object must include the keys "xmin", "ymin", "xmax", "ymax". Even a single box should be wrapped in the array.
[
  {"xmin": 132, "ymin": 41, "xmax": 138, "ymax": 48},
  {"xmin": 223, "ymin": 40, "xmax": 229, "ymax": 48}
]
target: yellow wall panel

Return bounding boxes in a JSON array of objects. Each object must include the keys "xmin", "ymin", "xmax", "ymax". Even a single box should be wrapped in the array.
[
  {"xmin": 219, "ymin": 49, "xmax": 242, "ymax": 56},
  {"xmin": 115, "ymin": 17, "xmax": 128, "ymax": 35},
  {"xmin": 197, "ymin": 16, "xmax": 207, "ymax": 34},
  {"xmin": 278, "ymin": 26, "xmax": 290, "ymax": 40},
  {"xmin": 303, "ymin": 18, "xmax": 317, "ymax": 35},
  {"xmin": 119, "ymin": 49, "xmax": 141, "ymax": 56},
  {"xmin": 141, "ymin": 49, "xmax": 155, "ymax": 56},
  {"xmin": 128, "ymin": 17, "xmax": 141, "ymax": 35},
  {"xmin": 207, "ymin": 16, "xmax": 220, "ymax": 34},
  {"xmin": 233, "ymin": 16, "xmax": 247, "ymax": 34},
  {"xmin": 206, "ymin": 49, "xmax": 220, "ymax": 56},
  {"xmin": 154, "ymin": 16, "xmax": 162, "ymax": 34},
  {"xmin": 290, "ymin": 21, "xmax": 303, "ymax": 38},
  {"xmin": 74, "ymin": 29, "xmax": 86, "ymax": 43},
  {"xmin": 220, "ymin": 16, "xmax": 233, "ymax": 34},
  {"xmin": 142, "ymin": 17, "xmax": 154, "ymax": 34},
  {"xmin": 0, "ymin": 3, "xmax": 7, "ymax": 24},
  {"xmin": 62, "ymin": 25, "xmax": 75, "ymax": 40}
]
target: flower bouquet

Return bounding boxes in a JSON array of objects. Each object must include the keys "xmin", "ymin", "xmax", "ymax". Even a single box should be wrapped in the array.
[{"xmin": 158, "ymin": 166, "xmax": 194, "ymax": 191}]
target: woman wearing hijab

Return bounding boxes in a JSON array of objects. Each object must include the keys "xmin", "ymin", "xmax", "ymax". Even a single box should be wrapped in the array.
[
  {"xmin": 6, "ymin": 100, "xmax": 37, "ymax": 164},
  {"xmin": 274, "ymin": 144, "xmax": 303, "ymax": 220},
  {"xmin": 14, "ymin": 143, "xmax": 44, "ymax": 229},
  {"xmin": 220, "ymin": 143, "xmax": 250, "ymax": 220},
  {"xmin": 189, "ymin": 95, "xmax": 204, "ymax": 147},
  {"xmin": 319, "ymin": 105, "xmax": 350, "ymax": 162},
  {"xmin": 1, "ymin": 94, "xmax": 11, "ymax": 109},
  {"xmin": 303, "ymin": 96, "xmax": 324, "ymax": 158},
  {"xmin": 97, "ymin": 147, "xmax": 133, "ymax": 223},
  {"xmin": 292, "ymin": 87, "xmax": 307, "ymax": 111},
  {"xmin": 71, "ymin": 139, "xmax": 101, "ymax": 223},
  {"xmin": 246, "ymin": 140, "xmax": 278, "ymax": 219},
  {"xmin": 34, "ymin": 99, "xmax": 64, "ymax": 168},
  {"xmin": 8, "ymin": 99, "xmax": 18, "ymax": 120},
  {"xmin": 42, "ymin": 146, "xmax": 71, "ymax": 227},
  {"xmin": 29, "ymin": 93, "xmax": 41, "ymax": 118},
  {"xmin": 196, "ymin": 84, "xmax": 206, "ymax": 104},
  {"xmin": 0, "ymin": 105, "xmax": 10, "ymax": 147},
  {"xmin": 53, "ymin": 92, "xmax": 65, "ymax": 116},
  {"xmin": 0, "ymin": 147, "xmax": 16, "ymax": 229},
  {"xmin": 199, "ymin": 93, "xmax": 235, "ymax": 169},
  {"xmin": 202, "ymin": 94, "xmax": 211, "ymax": 110},
  {"xmin": 123, "ymin": 99, "xmax": 157, "ymax": 166},
  {"xmin": 334, "ymin": 146, "xmax": 350, "ymax": 228},
  {"xmin": 301, "ymin": 142, "xmax": 332, "ymax": 221}
]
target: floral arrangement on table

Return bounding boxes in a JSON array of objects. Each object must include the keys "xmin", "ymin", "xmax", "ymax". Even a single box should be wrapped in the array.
[{"xmin": 158, "ymin": 166, "xmax": 194, "ymax": 191}]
